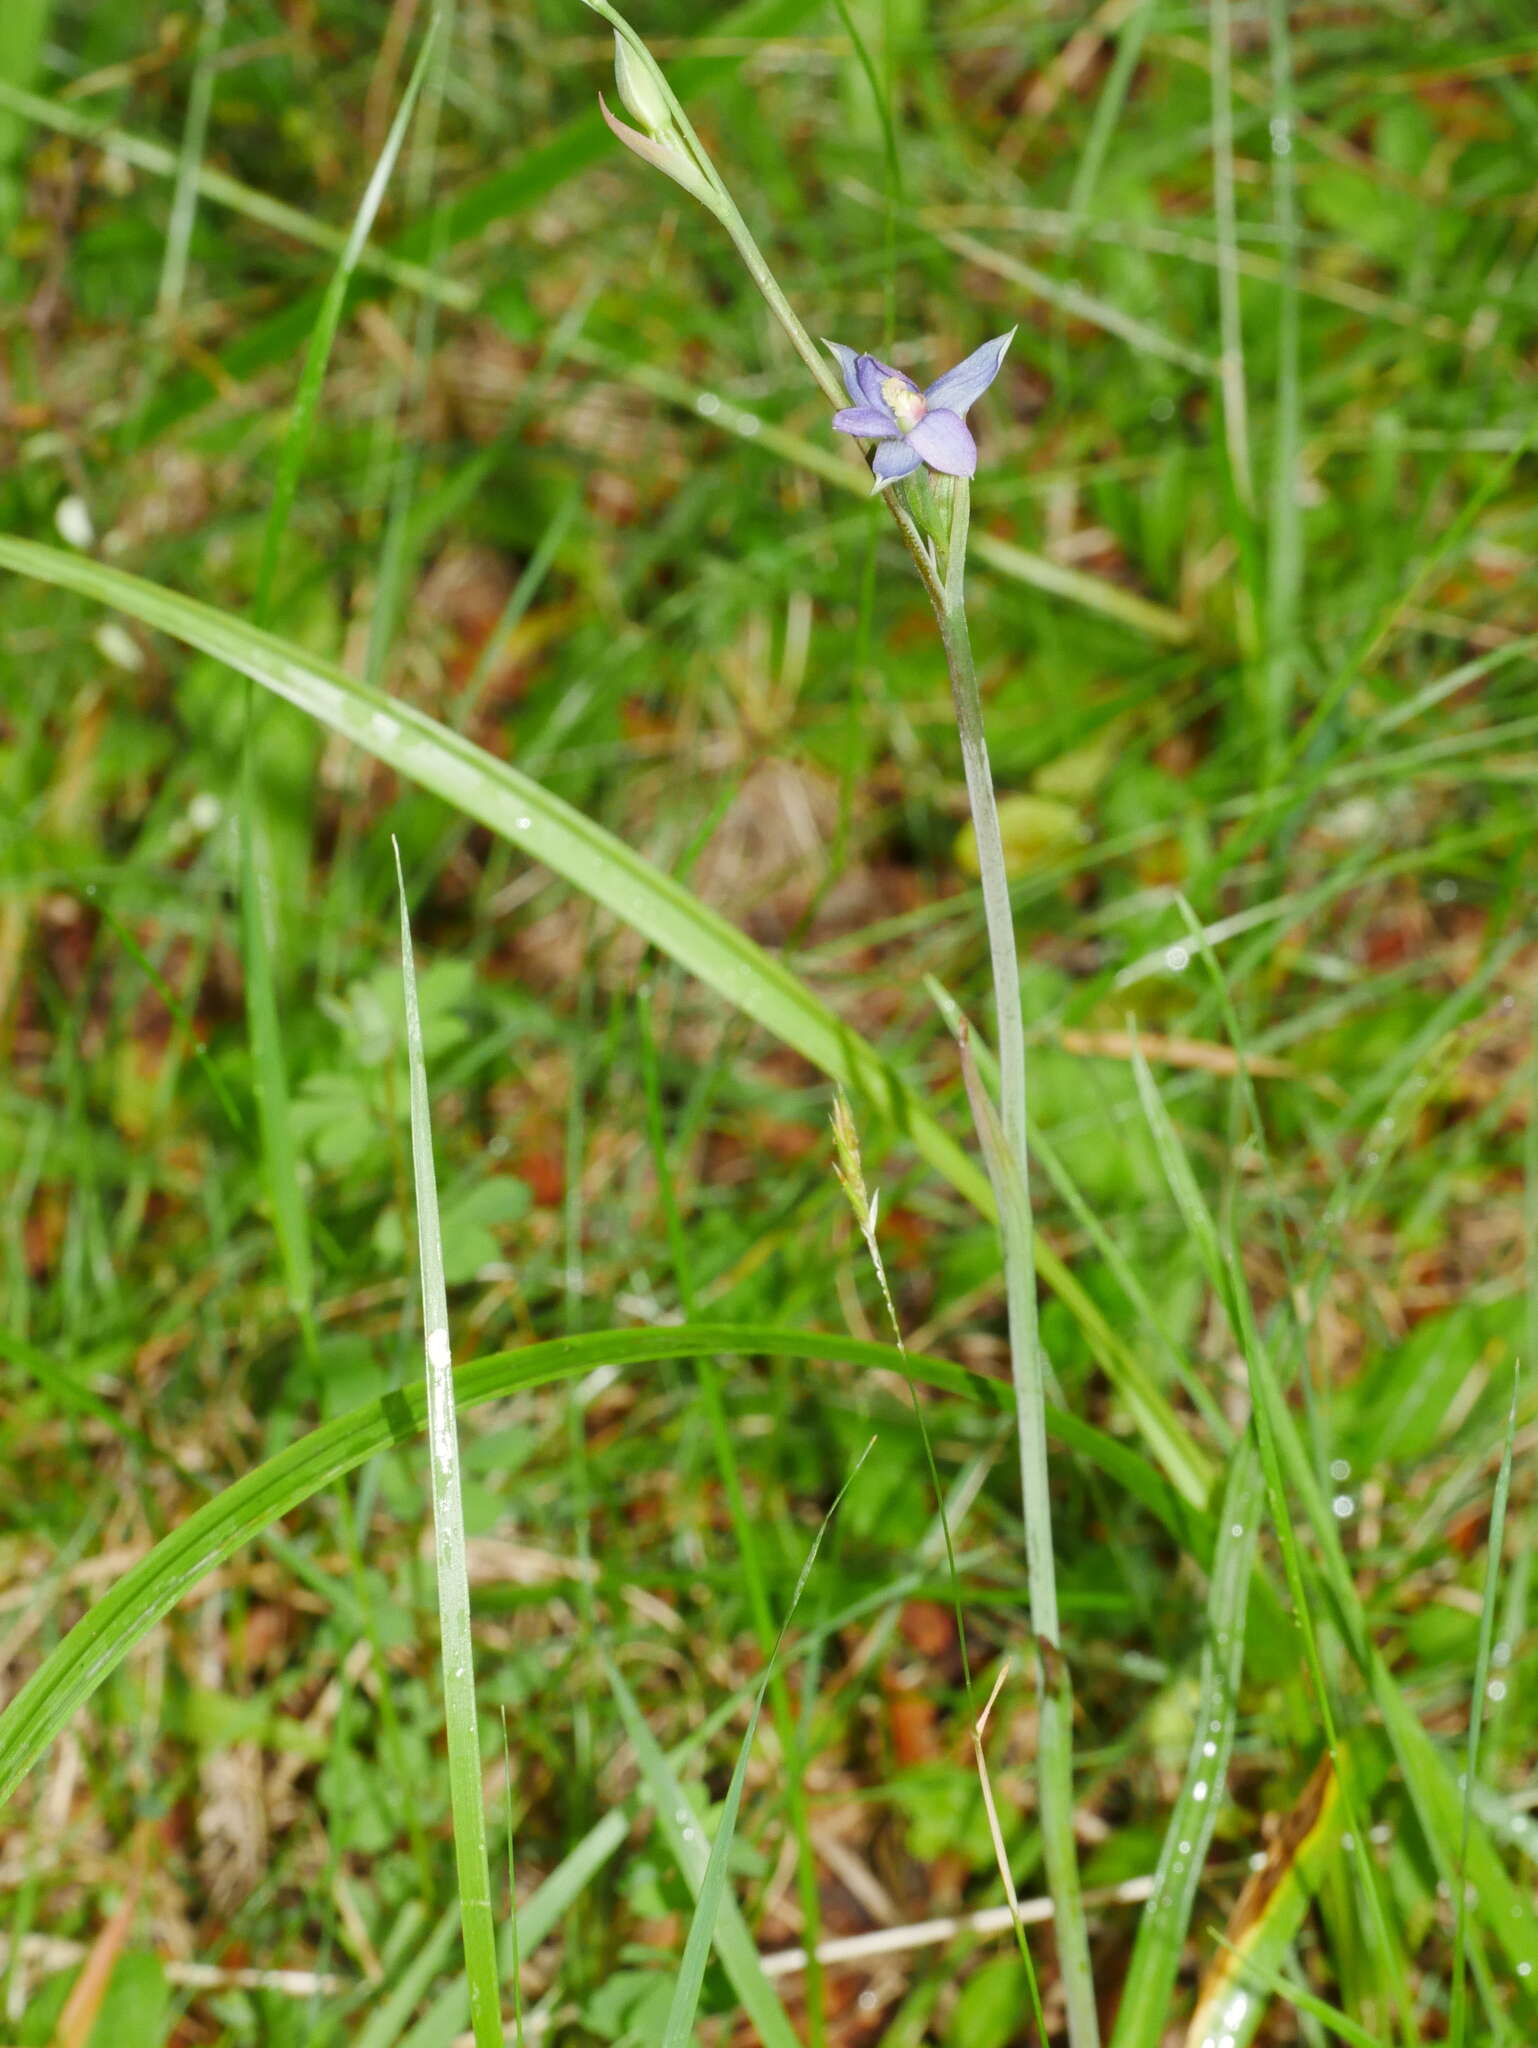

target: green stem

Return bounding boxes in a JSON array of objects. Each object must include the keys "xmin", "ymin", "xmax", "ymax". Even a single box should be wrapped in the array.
[{"xmin": 937, "ymin": 478, "xmax": 1100, "ymax": 2048}]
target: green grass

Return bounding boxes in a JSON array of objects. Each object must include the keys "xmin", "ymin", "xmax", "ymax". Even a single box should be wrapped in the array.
[{"xmin": 2, "ymin": 3, "xmax": 1536, "ymax": 2044}]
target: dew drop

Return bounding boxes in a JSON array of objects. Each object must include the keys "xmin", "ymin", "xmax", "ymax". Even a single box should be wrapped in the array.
[
  {"xmin": 1165, "ymin": 944, "xmax": 1191, "ymax": 972},
  {"xmin": 61, "ymin": 493, "xmax": 100, "ymax": 550},
  {"xmin": 1192, "ymin": 1781, "xmax": 1209, "ymax": 1803},
  {"xmin": 95, "ymin": 620, "xmax": 144, "ymax": 673},
  {"xmin": 1329, "ymin": 1457, "xmax": 1351, "ymax": 1481},
  {"xmin": 696, "ymin": 392, "xmax": 722, "ymax": 418}
]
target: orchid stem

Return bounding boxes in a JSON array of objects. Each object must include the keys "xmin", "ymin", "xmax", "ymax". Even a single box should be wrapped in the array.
[
  {"xmin": 937, "ymin": 479, "xmax": 1100, "ymax": 2048},
  {"xmin": 588, "ymin": 6, "xmax": 1096, "ymax": 2032}
]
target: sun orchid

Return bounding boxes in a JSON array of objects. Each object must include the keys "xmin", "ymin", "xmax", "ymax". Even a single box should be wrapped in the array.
[{"xmin": 825, "ymin": 330, "xmax": 1015, "ymax": 488}]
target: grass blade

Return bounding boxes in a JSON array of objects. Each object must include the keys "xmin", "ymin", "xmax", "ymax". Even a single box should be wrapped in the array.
[
  {"xmin": 394, "ymin": 843, "xmax": 500, "ymax": 2048},
  {"xmin": 1183, "ymin": 1749, "xmax": 1349, "ymax": 2048},
  {"xmin": 1111, "ymin": 1435, "xmax": 1263, "ymax": 2047},
  {"xmin": 604, "ymin": 1654, "xmax": 801, "ymax": 2048},
  {"xmin": 639, "ymin": 984, "xmax": 829, "ymax": 2039},
  {"xmin": 0, "ymin": 1321, "xmax": 1207, "ymax": 1811},
  {"xmin": 1450, "ymin": 1371, "xmax": 1519, "ymax": 2048},
  {"xmin": 155, "ymin": 0, "xmax": 227, "ymax": 324},
  {"xmin": 0, "ymin": 533, "xmax": 1220, "ymax": 1513},
  {"xmin": 253, "ymin": 18, "xmax": 439, "ymax": 623},
  {"xmin": 0, "ymin": 531, "xmax": 989, "ymax": 1216},
  {"xmin": 656, "ymin": 1443, "xmax": 871, "ymax": 2048},
  {"xmin": 237, "ymin": 20, "xmax": 437, "ymax": 1372},
  {"xmin": 1127, "ymin": 1033, "xmax": 1416, "ymax": 2041}
]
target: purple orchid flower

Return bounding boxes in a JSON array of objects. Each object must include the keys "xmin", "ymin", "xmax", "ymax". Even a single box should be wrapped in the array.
[{"xmin": 825, "ymin": 330, "xmax": 1015, "ymax": 489}]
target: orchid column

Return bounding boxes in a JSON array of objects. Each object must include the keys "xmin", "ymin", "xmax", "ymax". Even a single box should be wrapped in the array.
[{"xmin": 585, "ymin": 6, "xmax": 1100, "ymax": 2042}]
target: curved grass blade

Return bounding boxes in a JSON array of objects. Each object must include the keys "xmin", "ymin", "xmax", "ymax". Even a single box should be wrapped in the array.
[
  {"xmin": 0, "ymin": 1323, "xmax": 1207, "ymax": 1812},
  {"xmin": 0, "ymin": 536, "xmax": 1218, "ymax": 1510},
  {"xmin": 395, "ymin": 847, "xmax": 500, "ymax": 2048},
  {"xmin": 0, "ymin": 534, "xmax": 987, "ymax": 1215},
  {"xmin": 1210, "ymin": 1949, "xmax": 1388, "ymax": 2048},
  {"xmin": 1128, "ymin": 1033, "xmax": 1417, "ymax": 2040},
  {"xmin": 1449, "ymin": 1371, "xmax": 1519, "ymax": 2047},
  {"xmin": 1111, "ymin": 1434, "xmax": 1263, "ymax": 2047},
  {"xmin": 1, "ymin": 549, "xmax": 1213, "ymax": 1550},
  {"xmin": 1172, "ymin": 899, "xmax": 1537, "ymax": 2025},
  {"xmin": 1183, "ymin": 1748, "xmax": 1347, "ymax": 2048}
]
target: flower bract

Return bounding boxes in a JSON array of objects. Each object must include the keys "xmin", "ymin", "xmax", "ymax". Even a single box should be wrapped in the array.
[{"xmin": 824, "ymin": 330, "xmax": 1015, "ymax": 487}]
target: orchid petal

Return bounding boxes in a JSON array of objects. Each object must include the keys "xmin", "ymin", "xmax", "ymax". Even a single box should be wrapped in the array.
[
  {"xmin": 871, "ymin": 439, "xmax": 924, "ymax": 487},
  {"xmin": 832, "ymin": 405, "xmax": 900, "ymax": 439},
  {"xmin": 822, "ymin": 340, "xmax": 866, "ymax": 407},
  {"xmin": 906, "ymin": 409, "xmax": 977, "ymax": 477},
  {"xmin": 855, "ymin": 353, "xmax": 914, "ymax": 410},
  {"xmin": 922, "ymin": 329, "xmax": 1016, "ymax": 419}
]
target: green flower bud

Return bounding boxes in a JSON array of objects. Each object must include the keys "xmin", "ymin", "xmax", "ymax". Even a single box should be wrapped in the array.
[{"xmin": 612, "ymin": 31, "xmax": 675, "ymax": 140}]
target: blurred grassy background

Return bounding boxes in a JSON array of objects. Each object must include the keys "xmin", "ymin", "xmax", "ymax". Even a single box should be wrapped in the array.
[{"xmin": 1, "ymin": 1, "xmax": 1536, "ymax": 2043}]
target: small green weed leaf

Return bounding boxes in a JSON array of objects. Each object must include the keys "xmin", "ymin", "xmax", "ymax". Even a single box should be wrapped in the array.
[
  {"xmin": 584, "ymin": 1970, "xmax": 675, "ymax": 2044},
  {"xmin": 945, "ymin": 1954, "xmax": 1036, "ymax": 2048},
  {"xmin": 954, "ymin": 792, "xmax": 1084, "ymax": 879},
  {"xmin": 374, "ymin": 1177, "xmax": 531, "ymax": 1286}
]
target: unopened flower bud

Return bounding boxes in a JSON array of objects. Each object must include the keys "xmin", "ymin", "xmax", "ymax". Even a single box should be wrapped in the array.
[{"xmin": 612, "ymin": 31, "xmax": 675, "ymax": 140}]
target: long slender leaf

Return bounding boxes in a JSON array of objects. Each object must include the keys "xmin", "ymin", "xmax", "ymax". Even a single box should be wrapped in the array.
[
  {"xmin": 396, "ymin": 848, "xmax": 500, "ymax": 2048},
  {"xmin": 0, "ymin": 534, "xmax": 1217, "ymax": 1508},
  {"xmin": 237, "ymin": 36, "xmax": 438, "ymax": 1375},
  {"xmin": 0, "ymin": 532, "xmax": 986, "ymax": 1206},
  {"xmin": 1450, "ymin": 1373, "xmax": 1519, "ymax": 2045},
  {"xmin": 0, "ymin": 1321, "xmax": 1208, "ymax": 1812},
  {"xmin": 1183, "ymin": 1749, "xmax": 1349, "ymax": 2048},
  {"xmin": 605, "ymin": 1655, "xmax": 801, "ymax": 2048},
  {"xmin": 253, "ymin": 24, "xmax": 438, "ymax": 621},
  {"xmin": 657, "ymin": 1443, "xmax": 870, "ymax": 2048},
  {"xmin": 1111, "ymin": 1435, "xmax": 1263, "ymax": 2047}
]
